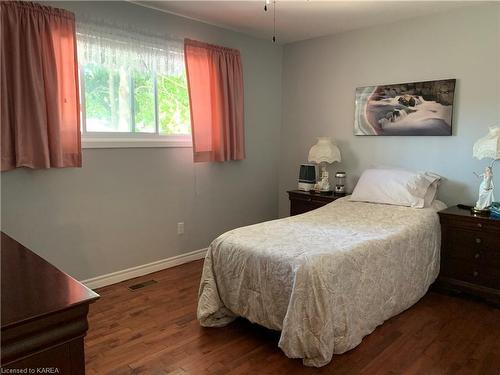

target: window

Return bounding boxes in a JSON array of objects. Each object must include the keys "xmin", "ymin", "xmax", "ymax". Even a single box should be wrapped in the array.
[{"xmin": 77, "ymin": 22, "xmax": 191, "ymax": 148}]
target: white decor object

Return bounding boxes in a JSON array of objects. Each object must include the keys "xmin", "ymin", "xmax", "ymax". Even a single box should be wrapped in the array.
[
  {"xmin": 308, "ymin": 137, "xmax": 341, "ymax": 192},
  {"xmin": 472, "ymin": 126, "xmax": 500, "ymax": 212},
  {"xmin": 350, "ymin": 168, "xmax": 441, "ymax": 208},
  {"xmin": 76, "ymin": 19, "xmax": 184, "ymax": 76}
]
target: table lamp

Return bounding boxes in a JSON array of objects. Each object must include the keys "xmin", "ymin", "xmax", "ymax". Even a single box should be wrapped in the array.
[
  {"xmin": 472, "ymin": 126, "xmax": 499, "ymax": 214},
  {"xmin": 308, "ymin": 137, "xmax": 341, "ymax": 194}
]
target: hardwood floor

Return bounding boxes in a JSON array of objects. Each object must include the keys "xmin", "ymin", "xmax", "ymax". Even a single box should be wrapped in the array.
[{"xmin": 85, "ymin": 260, "xmax": 500, "ymax": 375}]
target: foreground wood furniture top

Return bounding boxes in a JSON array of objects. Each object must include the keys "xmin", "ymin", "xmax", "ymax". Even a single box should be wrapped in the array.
[
  {"xmin": 1, "ymin": 232, "xmax": 99, "ymax": 373},
  {"xmin": 436, "ymin": 206, "xmax": 500, "ymax": 306},
  {"xmin": 287, "ymin": 189, "xmax": 346, "ymax": 216}
]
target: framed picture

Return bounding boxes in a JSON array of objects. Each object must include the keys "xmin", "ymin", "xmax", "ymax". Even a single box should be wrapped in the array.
[{"xmin": 354, "ymin": 79, "xmax": 456, "ymax": 136}]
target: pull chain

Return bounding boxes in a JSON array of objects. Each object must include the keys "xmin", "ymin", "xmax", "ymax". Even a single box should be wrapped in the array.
[
  {"xmin": 264, "ymin": 0, "xmax": 277, "ymax": 43},
  {"xmin": 273, "ymin": 0, "xmax": 276, "ymax": 43}
]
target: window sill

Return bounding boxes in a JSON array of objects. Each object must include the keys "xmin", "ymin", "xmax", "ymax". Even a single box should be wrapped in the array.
[{"xmin": 82, "ymin": 137, "xmax": 192, "ymax": 149}]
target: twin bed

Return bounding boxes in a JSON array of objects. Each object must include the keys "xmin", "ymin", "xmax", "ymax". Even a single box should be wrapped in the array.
[{"xmin": 197, "ymin": 196, "xmax": 446, "ymax": 367}]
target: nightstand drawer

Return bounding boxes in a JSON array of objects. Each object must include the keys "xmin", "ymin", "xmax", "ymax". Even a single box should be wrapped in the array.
[
  {"xmin": 290, "ymin": 194, "xmax": 314, "ymax": 203},
  {"xmin": 483, "ymin": 247, "xmax": 500, "ymax": 268},
  {"xmin": 290, "ymin": 200, "xmax": 324, "ymax": 216},
  {"xmin": 288, "ymin": 192, "xmax": 336, "ymax": 204},
  {"xmin": 437, "ymin": 206, "xmax": 500, "ymax": 306},
  {"xmin": 446, "ymin": 229, "xmax": 499, "ymax": 265},
  {"xmin": 441, "ymin": 215, "xmax": 498, "ymax": 233},
  {"xmin": 441, "ymin": 259, "xmax": 500, "ymax": 290},
  {"xmin": 287, "ymin": 190, "xmax": 345, "ymax": 216}
]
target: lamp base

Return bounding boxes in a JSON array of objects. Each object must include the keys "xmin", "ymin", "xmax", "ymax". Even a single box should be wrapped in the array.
[{"xmin": 471, "ymin": 206, "xmax": 491, "ymax": 216}]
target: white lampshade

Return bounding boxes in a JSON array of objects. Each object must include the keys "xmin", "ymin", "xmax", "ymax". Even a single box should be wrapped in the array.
[
  {"xmin": 473, "ymin": 126, "xmax": 500, "ymax": 160},
  {"xmin": 308, "ymin": 137, "xmax": 341, "ymax": 164}
]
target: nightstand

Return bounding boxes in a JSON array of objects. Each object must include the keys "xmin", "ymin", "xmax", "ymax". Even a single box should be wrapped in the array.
[
  {"xmin": 287, "ymin": 190, "xmax": 345, "ymax": 216},
  {"xmin": 436, "ymin": 206, "xmax": 500, "ymax": 306}
]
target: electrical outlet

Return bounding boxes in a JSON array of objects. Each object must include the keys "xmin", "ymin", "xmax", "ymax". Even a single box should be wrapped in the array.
[{"xmin": 177, "ymin": 222, "xmax": 184, "ymax": 235}]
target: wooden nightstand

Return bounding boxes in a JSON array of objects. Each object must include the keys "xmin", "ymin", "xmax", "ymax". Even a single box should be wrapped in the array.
[
  {"xmin": 436, "ymin": 206, "xmax": 500, "ymax": 306},
  {"xmin": 287, "ymin": 190, "xmax": 345, "ymax": 216}
]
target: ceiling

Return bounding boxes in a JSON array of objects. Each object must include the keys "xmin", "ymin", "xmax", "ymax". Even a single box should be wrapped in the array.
[{"xmin": 134, "ymin": 1, "xmax": 485, "ymax": 44}]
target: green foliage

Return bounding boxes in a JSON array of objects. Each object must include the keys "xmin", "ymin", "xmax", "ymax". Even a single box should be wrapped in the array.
[
  {"xmin": 83, "ymin": 63, "xmax": 190, "ymax": 134},
  {"xmin": 133, "ymin": 71, "xmax": 155, "ymax": 133},
  {"xmin": 83, "ymin": 64, "xmax": 114, "ymax": 127},
  {"xmin": 158, "ymin": 74, "xmax": 191, "ymax": 135}
]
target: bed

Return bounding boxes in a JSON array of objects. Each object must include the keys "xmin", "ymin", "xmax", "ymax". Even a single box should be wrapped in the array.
[{"xmin": 197, "ymin": 196, "xmax": 446, "ymax": 367}]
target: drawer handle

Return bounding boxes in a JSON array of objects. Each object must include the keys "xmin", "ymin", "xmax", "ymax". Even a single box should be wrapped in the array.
[
  {"xmin": 473, "ymin": 271, "xmax": 479, "ymax": 277},
  {"xmin": 475, "ymin": 238, "xmax": 482, "ymax": 244},
  {"xmin": 474, "ymin": 253, "xmax": 480, "ymax": 259},
  {"xmin": 477, "ymin": 223, "xmax": 482, "ymax": 228}
]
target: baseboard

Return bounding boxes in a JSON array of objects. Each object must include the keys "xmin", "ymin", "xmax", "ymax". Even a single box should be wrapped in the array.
[{"xmin": 81, "ymin": 248, "xmax": 208, "ymax": 290}]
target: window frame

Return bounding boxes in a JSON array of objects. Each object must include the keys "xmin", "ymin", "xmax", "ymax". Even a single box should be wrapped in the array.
[{"xmin": 79, "ymin": 65, "xmax": 192, "ymax": 149}]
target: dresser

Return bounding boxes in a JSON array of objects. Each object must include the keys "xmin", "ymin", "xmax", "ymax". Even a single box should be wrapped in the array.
[
  {"xmin": 287, "ymin": 190, "xmax": 345, "ymax": 216},
  {"xmin": 1, "ymin": 232, "xmax": 99, "ymax": 373},
  {"xmin": 436, "ymin": 206, "xmax": 500, "ymax": 306}
]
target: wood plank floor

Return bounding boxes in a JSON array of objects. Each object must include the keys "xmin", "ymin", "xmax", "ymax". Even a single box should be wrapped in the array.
[{"xmin": 85, "ymin": 260, "xmax": 500, "ymax": 375}]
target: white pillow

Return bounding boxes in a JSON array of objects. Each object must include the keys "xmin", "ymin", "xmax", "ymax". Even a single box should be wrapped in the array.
[
  {"xmin": 423, "ymin": 179, "xmax": 441, "ymax": 207},
  {"xmin": 350, "ymin": 168, "xmax": 441, "ymax": 208}
]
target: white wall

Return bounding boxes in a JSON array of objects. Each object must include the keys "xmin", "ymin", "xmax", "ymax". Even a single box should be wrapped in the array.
[
  {"xmin": 1, "ymin": 1, "xmax": 283, "ymax": 280},
  {"xmin": 278, "ymin": 4, "xmax": 500, "ymax": 217}
]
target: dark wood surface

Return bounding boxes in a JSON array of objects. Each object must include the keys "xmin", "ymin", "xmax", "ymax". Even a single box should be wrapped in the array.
[
  {"xmin": 84, "ymin": 259, "xmax": 500, "ymax": 374},
  {"xmin": 1, "ymin": 232, "xmax": 99, "ymax": 327},
  {"xmin": 1, "ymin": 232, "xmax": 99, "ymax": 372},
  {"xmin": 436, "ymin": 206, "xmax": 500, "ymax": 306},
  {"xmin": 287, "ymin": 190, "xmax": 345, "ymax": 216},
  {"xmin": 438, "ymin": 205, "xmax": 500, "ymax": 222}
]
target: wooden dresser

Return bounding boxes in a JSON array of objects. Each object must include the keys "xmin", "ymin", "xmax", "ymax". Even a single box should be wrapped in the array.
[
  {"xmin": 287, "ymin": 190, "xmax": 345, "ymax": 216},
  {"xmin": 436, "ymin": 206, "xmax": 500, "ymax": 306},
  {"xmin": 1, "ymin": 232, "xmax": 99, "ymax": 374}
]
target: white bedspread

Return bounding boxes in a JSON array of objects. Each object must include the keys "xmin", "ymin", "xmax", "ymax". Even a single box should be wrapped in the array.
[{"xmin": 197, "ymin": 197, "xmax": 446, "ymax": 367}]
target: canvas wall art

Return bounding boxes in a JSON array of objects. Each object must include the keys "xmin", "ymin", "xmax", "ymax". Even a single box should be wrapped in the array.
[{"xmin": 354, "ymin": 79, "xmax": 456, "ymax": 136}]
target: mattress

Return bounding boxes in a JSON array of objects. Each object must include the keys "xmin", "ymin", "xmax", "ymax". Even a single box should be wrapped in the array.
[{"xmin": 197, "ymin": 197, "xmax": 446, "ymax": 367}]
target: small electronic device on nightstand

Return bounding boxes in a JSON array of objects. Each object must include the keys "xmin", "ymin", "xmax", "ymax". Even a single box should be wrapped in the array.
[{"xmin": 297, "ymin": 164, "xmax": 316, "ymax": 192}]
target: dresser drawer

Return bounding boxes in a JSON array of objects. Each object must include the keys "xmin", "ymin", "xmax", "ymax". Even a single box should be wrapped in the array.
[{"xmin": 441, "ymin": 259, "xmax": 500, "ymax": 290}]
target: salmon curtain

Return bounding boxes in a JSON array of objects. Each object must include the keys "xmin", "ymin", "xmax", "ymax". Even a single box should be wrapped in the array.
[
  {"xmin": 184, "ymin": 39, "xmax": 245, "ymax": 162},
  {"xmin": 1, "ymin": 2, "xmax": 81, "ymax": 171}
]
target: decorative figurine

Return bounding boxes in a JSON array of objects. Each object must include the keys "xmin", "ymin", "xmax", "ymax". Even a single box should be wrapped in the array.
[
  {"xmin": 472, "ymin": 126, "xmax": 499, "ymax": 214},
  {"xmin": 474, "ymin": 166, "xmax": 495, "ymax": 211},
  {"xmin": 317, "ymin": 171, "xmax": 331, "ymax": 192}
]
